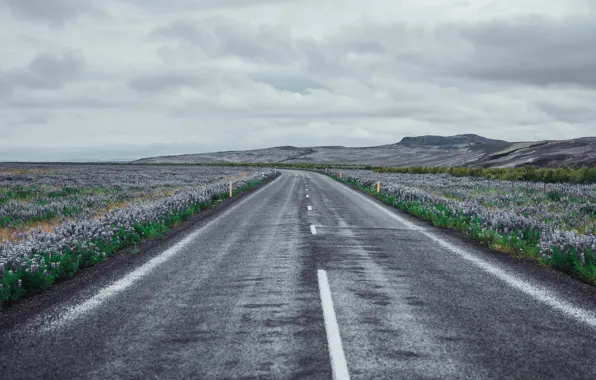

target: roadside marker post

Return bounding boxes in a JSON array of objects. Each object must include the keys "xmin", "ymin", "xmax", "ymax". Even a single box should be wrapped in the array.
[
  {"xmin": 340, "ymin": 172, "xmax": 342, "ymax": 178},
  {"xmin": 229, "ymin": 181, "xmax": 232, "ymax": 198},
  {"xmin": 377, "ymin": 181, "xmax": 380, "ymax": 193}
]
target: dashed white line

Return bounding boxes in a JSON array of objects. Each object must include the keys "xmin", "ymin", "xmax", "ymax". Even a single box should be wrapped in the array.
[
  {"xmin": 307, "ymin": 205, "xmax": 313, "ymax": 211},
  {"xmin": 318, "ymin": 270, "xmax": 351, "ymax": 380},
  {"xmin": 310, "ymin": 224, "xmax": 317, "ymax": 235}
]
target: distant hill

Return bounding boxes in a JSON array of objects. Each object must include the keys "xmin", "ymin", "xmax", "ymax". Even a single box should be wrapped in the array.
[
  {"xmin": 133, "ymin": 134, "xmax": 596, "ymax": 168},
  {"xmin": 394, "ymin": 134, "xmax": 508, "ymax": 148}
]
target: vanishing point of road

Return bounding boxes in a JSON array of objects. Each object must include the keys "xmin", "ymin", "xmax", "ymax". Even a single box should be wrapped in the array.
[{"xmin": 2, "ymin": 170, "xmax": 596, "ymax": 379}]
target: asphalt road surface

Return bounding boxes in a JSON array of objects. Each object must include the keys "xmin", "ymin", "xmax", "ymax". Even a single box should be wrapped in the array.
[{"xmin": 2, "ymin": 170, "xmax": 596, "ymax": 379}]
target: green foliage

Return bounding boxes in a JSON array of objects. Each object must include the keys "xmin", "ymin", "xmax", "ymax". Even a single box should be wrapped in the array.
[
  {"xmin": 547, "ymin": 190, "xmax": 563, "ymax": 202},
  {"xmin": 0, "ymin": 173, "xmax": 278, "ymax": 308},
  {"xmin": 331, "ymin": 173, "xmax": 596, "ymax": 285},
  {"xmin": 114, "ymin": 157, "xmax": 596, "ymax": 185},
  {"xmin": 372, "ymin": 165, "xmax": 596, "ymax": 184},
  {"xmin": 136, "ymin": 162, "xmax": 596, "ymax": 184}
]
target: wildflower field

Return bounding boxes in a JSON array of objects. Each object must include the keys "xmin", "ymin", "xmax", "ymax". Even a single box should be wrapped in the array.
[
  {"xmin": 0, "ymin": 164, "xmax": 275, "ymax": 306},
  {"xmin": 329, "ymin": 169, "xmax": 596, "ymax": 283}
]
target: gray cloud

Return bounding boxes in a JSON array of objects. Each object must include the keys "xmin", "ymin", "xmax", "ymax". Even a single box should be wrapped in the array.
[
  {"xmin": 154, "ymin": 19, "xmax": 299, "ymax": 64},
  {"xmin": 0, "ymin": 74, "xmax": 13, "ymax": 98},
  {"xmin": 1, "ymin": 0, "xmax": 595, "ymax": 161},
  {"xmin": 249, "ymin": 72, "xmax": 326, "ymax": 93},
  {"xmin": 1, "ymin": 51, "xmax": 86, "ymax": 91},
  {"xmin": 128, "ymin": 71, "xmax": 206, "ymax": 93},
  {"xmin": 10, "ymin": 112, "xmax": 54, "ymax": 125},
  {"xmin": 124, "ymin": 0, "xmax": 297, "ymax": 12},
  {"xmin": 4, "ymin": 113, "xmax": 55, "ymax": 139},
  {"xmin": 6, "ymin": 96, "xmax": 132, "ymax": 110},
  {"xmin": 536, "ymin": 101, "xmax": 596, "ymax": 123},
  {"xmin": 455, "ymin": 15, "xmax": 596, "ymax": 88},
  {"xmin": 4, "ymin": 0, "xmax": 102, "ymax": 25}
]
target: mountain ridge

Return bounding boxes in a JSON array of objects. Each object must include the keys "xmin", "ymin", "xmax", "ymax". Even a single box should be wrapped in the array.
[{"xmin": 134, "ymin": 135, "xmax": 596, "ymax": 168}]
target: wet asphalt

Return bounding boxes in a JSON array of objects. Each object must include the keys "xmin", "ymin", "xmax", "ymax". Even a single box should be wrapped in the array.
[{"xmin": 2, "ymin": 170, "xmax": 596, "ymax": 379}]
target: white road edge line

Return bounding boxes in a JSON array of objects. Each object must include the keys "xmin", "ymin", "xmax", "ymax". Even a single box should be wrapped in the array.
[
  {"xmin": 310, "ymin": 224, "xmax": 317, "ymax": 235},
  {"xmin": 34, "ymin": 174, "xmax": 283, "ymax": 333},
  {"xmin": 348, "ymin": 178, "xmax": 596, "ymax": 329},
  {"xmin": 318, "ymin": 270, "xmax": 351, "ymax": 380},
  {"xmin": 307, "ymin": 205, "xmax": 313, "ymax": 211}
]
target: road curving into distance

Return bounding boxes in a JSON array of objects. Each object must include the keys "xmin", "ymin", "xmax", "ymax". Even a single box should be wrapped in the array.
[{"xmin": 2, "ymin": 170, "xmax": 596, "ymax": 379}]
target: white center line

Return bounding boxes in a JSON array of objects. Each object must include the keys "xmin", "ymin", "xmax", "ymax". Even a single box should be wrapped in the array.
[
  {"xmin": 318, "ymin": 270, "xmax": 351, "ymax": 380},
  {"xmin": 307, "ymin": 205, "xmax": 313, "ymax": 211},
  {"xmin": 310, "ymin": 224, "xmax": 317, "ymax": 235}
]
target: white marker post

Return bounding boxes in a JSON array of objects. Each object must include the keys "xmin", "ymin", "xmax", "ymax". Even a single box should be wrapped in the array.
[{"xmin": 229, "ymin": 181, "xmax": 232, "ymax": 198}]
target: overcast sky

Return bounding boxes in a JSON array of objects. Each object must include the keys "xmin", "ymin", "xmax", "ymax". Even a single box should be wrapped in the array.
[{"xmin": 1, "ymin": 0, "xmax": 595, "ymax": 161}]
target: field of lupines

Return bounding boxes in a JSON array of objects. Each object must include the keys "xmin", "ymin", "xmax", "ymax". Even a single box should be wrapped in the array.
[
  {"xmin": 328, "ymin": 169, "xmax": 596, "ymax": 283},
  {"xmin": 0, "ymin": 164, "xmax": 276, "ymax": 306}
]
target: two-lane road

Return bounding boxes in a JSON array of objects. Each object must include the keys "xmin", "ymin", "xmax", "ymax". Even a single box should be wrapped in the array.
[{"xmin": 2, "ymin": 170, "xmax": 596, "ymax": 379}]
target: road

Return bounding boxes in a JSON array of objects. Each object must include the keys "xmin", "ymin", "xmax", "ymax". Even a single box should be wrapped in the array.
[{"xmin": 2, "ymin": 170, "xmax": 596, "ymax": 379}]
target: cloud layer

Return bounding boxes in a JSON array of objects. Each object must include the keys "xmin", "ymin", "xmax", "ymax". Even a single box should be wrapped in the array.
[{"xmin": 1, "ymin": 0, "xmax": 595, "ymax": 161}]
